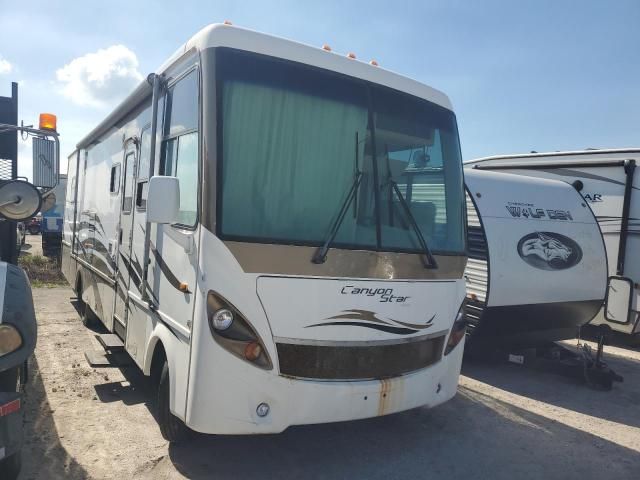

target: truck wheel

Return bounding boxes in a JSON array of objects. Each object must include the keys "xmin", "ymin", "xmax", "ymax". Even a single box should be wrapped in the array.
[
  {"xmin": 157, "ymin": 361, "xmax": 188, "ymax": 443},
  {"xmin": 0, "ymin": 451, "xmax": 22, "ymax": 480}
]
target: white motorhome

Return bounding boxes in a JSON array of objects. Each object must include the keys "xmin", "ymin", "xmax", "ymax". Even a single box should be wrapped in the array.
[
  {"xmin": 61, "ymin": 24, "xmax": 468, "ymax": 441},
  {"xmin": 467, "ymin": 148, "xmax": 640, "ymax": 338},
  {"xmin": 462, "ymin": 169, "xmax": 607, "ymax": 348}
]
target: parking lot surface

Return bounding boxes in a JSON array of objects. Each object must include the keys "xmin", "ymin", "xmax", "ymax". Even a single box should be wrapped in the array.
[{"xmin": 20, "ymin": 284, "xmax": 640, "ymax": 480}]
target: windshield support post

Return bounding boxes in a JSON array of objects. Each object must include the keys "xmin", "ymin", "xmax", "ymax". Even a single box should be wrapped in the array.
[{"xmin": 366, "ymin": 88, "xmax": 382, "ymax": 249}]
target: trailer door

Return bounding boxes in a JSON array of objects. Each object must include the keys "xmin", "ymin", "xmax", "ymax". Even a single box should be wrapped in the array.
[{"xmin": 113, "ymin": 141, "xmax": 137, "ymax": 335}]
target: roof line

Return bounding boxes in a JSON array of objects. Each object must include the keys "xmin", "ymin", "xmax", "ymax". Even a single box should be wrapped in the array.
[{"xmin": 466, "ymin": 148, "xmax": 640, "ymax": 164}]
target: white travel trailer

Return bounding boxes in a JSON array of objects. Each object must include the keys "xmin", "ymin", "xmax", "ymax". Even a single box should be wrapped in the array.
[
  {"xmin": 467, "ymin": 149, "xmax": 640, "ymax": 338},
  {"xmin": 462, "ymin": 169, "xmax": 607, "ymax": 348},
  {"xmin": 61, "ymin": 24, "xmax": 469, "ymax": 441}
]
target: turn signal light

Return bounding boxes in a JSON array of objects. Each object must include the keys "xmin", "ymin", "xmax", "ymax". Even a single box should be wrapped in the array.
[
  {"xmin": 244, "ymin": 341, "xmax": 263, "ymax": 362},
  {"xmin": 444, "ymin": 305, "xmax": 467, "ymax": 356},
  {"xmin": 39, "ymin": 113, "xmax": 57, "ymax": 132}
]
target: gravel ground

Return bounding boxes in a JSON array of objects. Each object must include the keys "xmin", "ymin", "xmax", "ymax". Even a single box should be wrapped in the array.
[{"xmin": 16, "ymin": 264, "xmax": 640, "ymax": 479}]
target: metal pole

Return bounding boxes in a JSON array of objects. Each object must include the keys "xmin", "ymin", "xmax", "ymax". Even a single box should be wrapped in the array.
[
  {"xmin": 140, "ymin": 73, "xmax": 163, "ymax": 302},
  {"xmin": 616, "ymin": 159, "xmax": 636, "ymax": 276}
]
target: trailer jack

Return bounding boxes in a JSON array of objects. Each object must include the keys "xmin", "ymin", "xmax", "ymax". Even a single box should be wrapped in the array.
[
  {"xmin": 578, "ymin": 327, "xmax": 624, "ymax": 390},
  {"xmin": 503, "ymin": 327, "xmax": 623, "ymax": 391}
]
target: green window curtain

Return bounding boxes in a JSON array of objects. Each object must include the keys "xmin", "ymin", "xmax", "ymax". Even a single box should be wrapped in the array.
[{"xmin": 221, "ymin": 80, "xmax": 368, "ymax": 243}]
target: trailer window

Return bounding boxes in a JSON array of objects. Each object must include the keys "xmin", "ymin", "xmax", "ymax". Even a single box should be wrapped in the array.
[{"xmin": 109, "ymin": 163, "xmax": 121, "ymax": 194}]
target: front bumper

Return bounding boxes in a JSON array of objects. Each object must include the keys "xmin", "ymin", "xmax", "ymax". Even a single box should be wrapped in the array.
[{"xmin": 185, "ymin": 336, "xmax": 464, "ymax": 435}]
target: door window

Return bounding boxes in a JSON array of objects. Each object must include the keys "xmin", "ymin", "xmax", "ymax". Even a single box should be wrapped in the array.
[
  {"xmin": 122, "ymin": 152, "xmax": 135, "ymax": 214},
  {"xmin": 136, "ymin": 128, "xmax": 151, "ymax": 210},
  {"xmin": 159, "ymin": 69, "xmax": 199, "ymax": 227}
]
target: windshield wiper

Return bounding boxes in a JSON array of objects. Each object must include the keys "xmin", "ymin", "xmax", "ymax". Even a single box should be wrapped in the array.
[
  {"xmin": 390, "ymin": 180, "xmax": 438, "ymax": 269},
  {"xmin": 312, "ymin": 171, "xmax": 363, "ymax": 264}
]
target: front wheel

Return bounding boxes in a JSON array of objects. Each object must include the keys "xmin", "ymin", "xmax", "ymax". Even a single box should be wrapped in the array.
[{"xmin": 157, "ymin": 361, "xmax": 189, "ymax": 443}]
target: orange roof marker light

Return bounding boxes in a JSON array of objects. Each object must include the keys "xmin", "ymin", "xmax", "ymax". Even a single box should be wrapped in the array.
[
  {"xmin": 369, "ymin": 59, "xmax": 379, "ymax": 66},
  {"xmin": 321, "ymin": 44, "xmax": 332, "ymax": 51},
  {"xmin": 346, "ymin": 52, "xmax": 357, "ymax": 59},
  {"xmin": 39, "ymin": 113, "xmax": 57, "ymax": 132},
  {"xmin": 223, "ymin": 20, "xmax": 233, "ymax": 25}
]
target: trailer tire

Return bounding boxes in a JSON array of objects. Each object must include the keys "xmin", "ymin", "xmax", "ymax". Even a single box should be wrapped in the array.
[
  {"xmin": 0, "ymin": 451, "xmax": 22, "ymax": 480},
  {"xmin": 157, "ymin": 361, "xmax": 188, "ymax": 443}
]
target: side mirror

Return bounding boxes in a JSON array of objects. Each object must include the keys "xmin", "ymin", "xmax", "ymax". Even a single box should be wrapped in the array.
[
  {"xmin": 147, "ymin": 176, "xmax": 180, "ymax": 224},
  {"xmin": 605, "ymin": 276, "xmax": 633, "ymax": 324}
]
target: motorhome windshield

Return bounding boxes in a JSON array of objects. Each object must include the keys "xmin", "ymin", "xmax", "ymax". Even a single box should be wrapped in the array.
[{"xmin": 216, "ymin": 48, "xmax": 465, "ymax": 255}]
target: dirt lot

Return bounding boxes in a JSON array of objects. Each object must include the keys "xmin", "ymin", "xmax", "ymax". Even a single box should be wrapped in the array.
[{"xmin": 16, "ymin": 239, "xmax": 640, "ymax": 479}]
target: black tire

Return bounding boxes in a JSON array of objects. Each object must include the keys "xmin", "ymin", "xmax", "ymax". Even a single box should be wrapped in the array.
[
  {"xmin": 157, "ymin": 361, "xmax": 188, "ymax": 443},
  {"xmin": 0, "ymin": 451, "xmax": 22, "ymax": 480}
]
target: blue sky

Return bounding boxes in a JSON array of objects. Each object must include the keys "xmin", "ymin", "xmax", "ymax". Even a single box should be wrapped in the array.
[{"xmin": 1, "ymin": 0, "xmax": 638, "ymax": 178}]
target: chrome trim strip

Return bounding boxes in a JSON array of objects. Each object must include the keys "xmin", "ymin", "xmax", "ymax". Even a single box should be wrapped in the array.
[{"xmin": 273, "ymin": 330, "xmax": 448, "ymax": 348}]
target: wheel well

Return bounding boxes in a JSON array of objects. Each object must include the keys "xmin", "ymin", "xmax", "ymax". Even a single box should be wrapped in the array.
[
  {"xmin": 75, "ymin": 273, "xmax": 82, "ymax": 298},
  {"xmin": 150, "ymin": 341, "xmax": 167, "ymax": 386}
]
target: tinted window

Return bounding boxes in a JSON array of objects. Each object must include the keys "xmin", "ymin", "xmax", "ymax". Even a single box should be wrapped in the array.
[
  {"xmin": 110, "ymin": 163, "xmax": 121, "ymax": 193},
  {"xmin": 164, "ymin": 70, "xmax": 198, "ymax": 136},
  {"xmin": 136, "ymin": 129, "xmax": 151, "ymax": 210},
  {"xmin": 159, "ymin": 70, "xmax": 199, "ymax": 226},
  {"xmin": 122, "ymin": 153, "xmax": 135, "ymax": 213}
]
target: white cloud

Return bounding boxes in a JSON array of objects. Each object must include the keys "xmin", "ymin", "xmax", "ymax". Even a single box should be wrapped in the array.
[
  {"xmin": 56, "ymin": 45, "xmax": 143, "ymax": 108},
  {"xmin": 0, "ymin": 57, "xmax": 13, "ymax": 74}
]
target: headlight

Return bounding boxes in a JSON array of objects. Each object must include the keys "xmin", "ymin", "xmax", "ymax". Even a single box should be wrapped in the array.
[
  {"xmin": 211, "ymin": 308, "xmax": 234, "ymax": 331},
  {"xmin": 207, "ymin": 291, "xmax": 272, "ymax": 370},
  {"xmin": 0, "ymin": 324, "xmax": 22, "ymax": 356}
]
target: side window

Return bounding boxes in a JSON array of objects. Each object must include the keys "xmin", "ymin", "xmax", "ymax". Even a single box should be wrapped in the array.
[
  {"xmin": 136, "ymin": 128, "xmax": 151, "ymax": 210},
  {"xmin": 159, "ymin": 69, "xmax": 199, "ymax": 226},
  {"xmin": 109, "ymin": 163, "xmax": 121, "ymax": 194},
  {"xmin": 122, "ymin": 153, "xmax": 135, "ymax": 214}
]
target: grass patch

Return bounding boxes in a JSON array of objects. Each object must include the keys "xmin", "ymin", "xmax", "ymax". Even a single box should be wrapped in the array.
[{"xmin": 19, "ymin": 254, "xmax": 68, "ymax": 287}]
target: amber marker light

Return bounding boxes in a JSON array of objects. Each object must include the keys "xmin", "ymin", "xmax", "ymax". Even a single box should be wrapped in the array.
[
  {"xmin": 223, "ymin": 20, "xmax": 233, "ymax": 25},
  {"xmin": 322, "ymin": 44, "xmax": 332, "ymax": 51},
  {"xmin": 346, "ymin": 52, "xmax": 357, "ymax": 59},
  {"xmin": 369, "ymin": 59, "xmax": 379, "ymax": 66},
  {"xmin": 39, "ymin": 113, "xmax": 57, "ymax": 132},
  {"xmin": 244, "ymin": 341, "xmax": 263, "ymax": 362}
]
